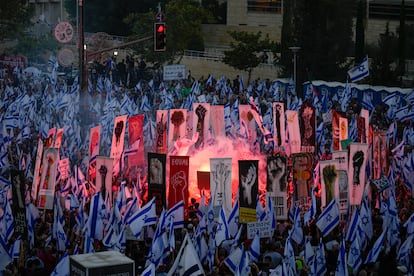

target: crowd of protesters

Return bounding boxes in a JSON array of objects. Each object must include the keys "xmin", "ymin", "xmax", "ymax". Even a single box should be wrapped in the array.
[{"xmin": 0, "ymin": 58, "xmax": 414, "ymax": 276}]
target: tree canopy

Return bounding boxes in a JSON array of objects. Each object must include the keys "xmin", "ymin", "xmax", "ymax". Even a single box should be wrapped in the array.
[
  {"xmin": 64, "ymin": 0, "xmax": 169, "ymax": 36},
  {"xmin": 279, "ymin": 0, "xmax": 354, "ymax": 86},
  {"xmin": 125, "ymin": 0, "xmax": 213, "ymax": 65},
  {"xmin": 222, "ymin": 31, "xmax": 279, "ymax": 83},
  {"xmin": 0, "ymin": 0, "xmax": 33, "ymax": 40}
]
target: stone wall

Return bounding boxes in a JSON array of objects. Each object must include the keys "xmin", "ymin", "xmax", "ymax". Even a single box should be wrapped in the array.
[{"xmin": 181, "ymin": 55, "xmax": 281, "ymax": 82}]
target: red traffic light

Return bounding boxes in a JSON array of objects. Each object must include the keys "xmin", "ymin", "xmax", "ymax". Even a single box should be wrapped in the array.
[
  {"xmin": 154, "ymin": 23, "xmax": 166, "ymax": 51},
  {"xmin": 157, "ymin": 25, "xmax": 165, "ymax": 33}
]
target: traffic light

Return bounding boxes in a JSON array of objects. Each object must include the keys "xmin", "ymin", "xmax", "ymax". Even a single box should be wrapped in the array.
[{"xmin": 154, "ymin": 22, "xmax": 166, "ymax": 51}]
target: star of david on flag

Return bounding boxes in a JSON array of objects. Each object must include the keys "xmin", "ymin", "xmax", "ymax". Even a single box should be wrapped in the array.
[{"xmin": 348, "ymin": 56, "xmax": 369, "ymax": 82}]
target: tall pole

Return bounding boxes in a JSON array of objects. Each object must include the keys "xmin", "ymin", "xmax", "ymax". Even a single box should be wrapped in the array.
[{"xmin": 79, "ymin": 0, "xmax": 85, "ymax": 91}]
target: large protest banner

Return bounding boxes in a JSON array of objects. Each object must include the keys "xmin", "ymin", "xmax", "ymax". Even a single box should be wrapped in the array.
[
  {"xmin": 31, "ymin": 138, "xmax": 44, "ymax": 200},
  {"xmin": 372, "ymin": 131, "xmax": 388, "ymax": 179},
  {"xmin": 319, "ymin": 159, "xmax": 340, "ymax": 208},
  {"xmin": 127, "ymin": 114, "xmax": 145, "ymax": 167},
  {"xmin": 11, "ymin": 170, "xmax": 27, "ymax": 237},
  {"xmin": 110, "ymin": 115, "xmax": 128, "ymax": 175},
  {"xmin": 168, "ymin": 109, "xmax": 187, "ymax": 151},
  {"xmin": 37, "ymin": 148, "xmax": 59, "ymax": 209},
  {"xmin": 155, "ymin": 110, "xmax": 168, "ymax": 154},
  {"xmin": 273, "ymin": 102, "xmax": 286, "ymax": 150},
  {"xmin": 210, "ymin": 105, "xmax": 225, "ymax": 139},
  {"xmin": 239, "ymin": 104, "xmax": 257, "ymax": 151},
  {"xmin": 95, "ymin": 156, "xmax": 114, "ymax": 202},
  {"xmin": 286, "ymin": 110, "xmax": 301, "ymax": 154},
  {"xmin": 210, "ymin": 158, "xmax": 232, "ymax": 216},
  {"xmin": 332, "ymin": 151, "xmax": 349, "ymax": 214},
  {"xmin": 299, "ymin": 105, "xmax": 316, "ymax": 153},
  {"xmin": 169, "ymin": 156, "xmax": 190, "ymax": 218},
  {"xmin": 292, "ymin": 153, "xmax": 313, "ymax": 200},
  {"xmin": 192, "ymin": 103, "xmax": 210, "ymax": 150},
  {"xmin": 348, "ymin": 143, "xmax": 369, "ymax": 205},
  {"xmin": 332, "ymin": 110, "xmax": 341, "ymax": 151},
  {"xmin": 148, "ymin": 152, "xmax": 167, "ymax": 215},
  {"xmin": 88, "ymin": 125, "xmax": 101, "ymax": 181},
  {"xmin": 239, "ymin": 160, "xmax": 259, "ymax": 223},
  {"xmin": 54, "ymin": 128, "xmax": 64, "ymax": 149},
  {"xmin": 266, "ymin": 155, "xmax": 288, "ymax": 219}
]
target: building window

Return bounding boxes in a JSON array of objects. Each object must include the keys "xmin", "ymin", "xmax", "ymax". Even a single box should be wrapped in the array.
[{"xmin": 247, "ymin": 0, "xmax": 282, "ymax": 13}]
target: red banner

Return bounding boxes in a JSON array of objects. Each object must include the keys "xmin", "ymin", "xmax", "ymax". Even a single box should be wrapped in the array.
[
  {"xmin": 88, "ymin": 125, "xmax": 101, "ymax": 180},
  {"xmin": 169, "ymin": 156, "xmax": 189, "ymax": 218},
  {"xmin": 292, "ymin": 153, "xmax": 313, "ymax": 200},
  {"xmin": 128, "ymin": 114, "xmax": 145, "ymax": 167},
  {"xmin": 332, "ymin": 110, "xmax": 341, "ymax": 151}
]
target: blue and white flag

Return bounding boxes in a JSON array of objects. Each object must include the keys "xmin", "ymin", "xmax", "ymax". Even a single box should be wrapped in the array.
[
  {"xmin": 227, "ymin": 199, "xmax": 239, "ymax": 238},
  {"xmin": 348, "ymin": 234, "xmax": 362, "ymax": 274},
  {"xmin": 141, "ymin": 263, "xmax": 155, "ymax": 276},
  {"xmin": 0, "ymin": 235, "xmax": 11, "ymax": 269},
  {"xmin": 291, "ymin": 206, "xmax": 303, "ymax": 245},
  {"xmin": 256, "ymin": 196, "xmax": 266, "ymax": 222},
  {"xmin": 348, "ymin": 56, "xmax": 369, "ymax": 82},
  {"xmin": 314, "ymin": 238, "xmax": 327, "ymax": 276},
  {"xmin": 166, "ymin": 200, "xmax": 184, "ymax": 229},
  {"xmin": 335, "ymin": 237, "xmax": 348, "ymax": 276},
  {"xmin": 284, "ymin": 235, "xmax": 297, "ymax": 275},
  {"xmin": 345, "ymin": 208, "xmax": 360, "ymax": 243},
  {"xmin": 304, "ymin": 237, "xmax": 315, "ymax": 269},
  {"xmin": 359, "ymin": 196, "xmax": 373, "ymax": 242},
  {"xmin": 87, "ymin": 192, "xmax": 107, "ymax": 240},
  {"xmin": 224, "ymin": 244, "xmax": 244, "ymax": 274},
  {"xmin": 248, "ymin": 232, "xmax": 260, "ymax": 263},
  {"xmin": 403, "ymin": 212, "xmax": 414, "ymax": 236},
  {"xmin": 1, "ymin": 200, "xmax": 14, "ymax": 242},
  {"xmin": 316, "ymin": 199, "xmax": 340, "ymax": 237},
  {"xmin": 9, "ymin": 236, "xmax": 20, "ymax": 259},
  {"xmin": 26, "ymin": 203, "xmax": 39, "ymax": 249},
  {"xmin": 395, "ymin": 105, "xmax": 414, "ymax": 122},
  {"xmin": 55, "ymin": 218, "xmax": 69, "ymax": 252},
  {"xmin": 167, "ymin": 234, "xmax": 205, "ymax": 276},
  {"xmin": 127, "ymin": 197, "xmax": 157, "ymax": 238},
  {"xmin": 304, "ymin": 187, "xmax": 317, "ymax": 226},
  {"xmin": 364, "ymin": 230, "xmax": 386, "ymax": 264},
  {"xmin": 215, "ymin": 206, "xmax": 230, "ymax": 246},
  {"xmin": 266, "ymin": 195, "xmax": 277, "ymax": 231},
  {"xmin": 51, "ymin": 252, "xmax": 69, "ymax": 276}
]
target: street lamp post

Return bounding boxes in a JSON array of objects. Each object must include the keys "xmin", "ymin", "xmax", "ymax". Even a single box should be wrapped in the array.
[{"xmin": 289, "ymin": 46, "xmax": 301, "ymax": 95}]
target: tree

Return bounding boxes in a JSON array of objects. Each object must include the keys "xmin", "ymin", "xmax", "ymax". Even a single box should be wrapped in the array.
[
  {"xmin": 279, "ymin": 0, "xmax": 354, "ymax": 85},
  {"xmin": 397, "ymin": 0, "xmax": 406, "ymax": 78},
  {"xmin": 0, "ymin": 1, "xmax": 33, "ymax": 40},
  {"xmin": 279, "ymin": 0, "xmax": 297, "ymax": 77},
  {"xmin": 355, "ymin": 0, "xmax": 366, "ymax": 64},
  {"xmin": 125, "ymin": 0, "xmax": 213, "ymax": 65},
  {"xmin": 64, "ymin": 0, "xmax": 168, "ymax": 36},
  {"xmin": 222, "ymin": 31, "xmax": 279, "ymax": 83},
  {"xmin": 370, "ymin": 23, "xmax": 399, "ymax": 86}
]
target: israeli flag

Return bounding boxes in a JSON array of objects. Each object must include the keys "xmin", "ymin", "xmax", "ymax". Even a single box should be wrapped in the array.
[
  {"xmin": 335, "ymin": 237, "xmax": 348, "ymax": 276},
  {"xmin": 51, "ymin": 252, "xmax": 70, "ymax": 276},
  {"xmin": 248, "ymin": 232, "xmax": 260, "ymax": 262},
  {"xmin": 364, "ymin": 230, "xmax": 386, "ymax": 264},
  {"xmin": 316, "ymin": 199, "xmax": 340, "ymax": 237},
  {"xmin": 127, "ymin": 197, "xmax": 157, "ymax": 238},
  {"xmin": 348, "ymin": 234, "xmax": 362, "ymax": 274},
  {"xmin": 2, "ymin": 200, "xmax": 14, "ymax": 242},
  {"xmin": 215, "ymin": 206, "xmax": 230, "ymax": 246},
  {"xmin": 348, "ymin": 56, "xmax": 369, "ymax": 82}
]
